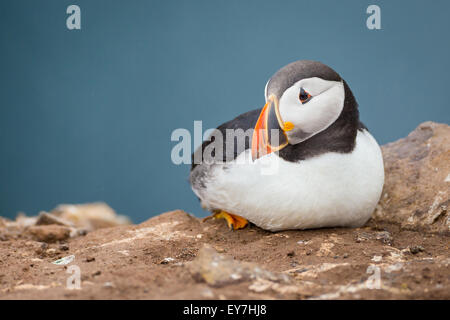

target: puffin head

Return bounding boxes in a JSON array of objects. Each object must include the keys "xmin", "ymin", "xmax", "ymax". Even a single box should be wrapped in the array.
[{"xmin": 252, "ymin": 60, "xmax": 348, "ymax": 160}]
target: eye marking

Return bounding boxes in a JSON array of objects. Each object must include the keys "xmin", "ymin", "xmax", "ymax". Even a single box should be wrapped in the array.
[{"xmin": 299, "ymin": 87, "xmax": 312, "ymax": 104}]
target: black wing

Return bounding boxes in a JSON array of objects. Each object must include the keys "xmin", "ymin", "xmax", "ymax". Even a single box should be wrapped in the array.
[{"xmin": 190, "ymin": 109, "xmax": 260, "ymax": 171}]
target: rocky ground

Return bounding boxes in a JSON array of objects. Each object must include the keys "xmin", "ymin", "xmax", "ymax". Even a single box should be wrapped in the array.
[{"xmin": 0, "ymin": 122, "xmax": 448, "ymax": 300}]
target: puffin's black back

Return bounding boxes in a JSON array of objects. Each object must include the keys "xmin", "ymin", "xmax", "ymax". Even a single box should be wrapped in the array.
[{"xmin": 190, "ymin": 108, "xmax": 260, "ymax": 170}]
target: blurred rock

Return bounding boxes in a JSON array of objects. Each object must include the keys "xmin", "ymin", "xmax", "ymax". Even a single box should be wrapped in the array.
[
  {"xmin": 26, "ymin": 225, "xmax": 71, "ymax": 243},
  {"xmin": 374, "ymin": 122, "xmax": 449, "ymax": 233},
  {"xmin": 0, "ymin": 203, "xmax": 131, "ymax": 242},
  {"xmin": 36, "ymin": 212, "xmax": 74, "ymax": 227},
  {"xmin": 51, "ymin": 202, "xmax": 131, "ymax": 231},
  {"xmin": 0, "ymin": 217, "xmax": 7, "ymax": 228},
  {"xmin": 14, "ymin": 214, "xmax": 37, "ymax": 228}
]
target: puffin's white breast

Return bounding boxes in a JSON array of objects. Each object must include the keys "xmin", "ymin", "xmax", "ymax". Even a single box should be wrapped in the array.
[{"xmin": 193, "ymin": 129, "xmax": 385, "ymax": 231}]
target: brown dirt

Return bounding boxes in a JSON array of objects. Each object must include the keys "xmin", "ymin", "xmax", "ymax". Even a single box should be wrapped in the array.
[{"xmin": 0, "ymin": 210, "xmax": 448, "ymax": 300}]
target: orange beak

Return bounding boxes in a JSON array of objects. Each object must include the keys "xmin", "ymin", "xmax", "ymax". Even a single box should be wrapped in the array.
[{"xmin": 251, "ymin": 94, "xmax": 290, "ymax": 161}]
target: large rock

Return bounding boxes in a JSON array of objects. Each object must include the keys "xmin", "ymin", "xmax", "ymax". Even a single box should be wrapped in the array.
[
  {"xmin": 189, "ymin": 245, "xmax": 291, "ymax": 287},
  {"xmin": 373, "ymin": 122, "xmax": 449, "ymax": 233}
]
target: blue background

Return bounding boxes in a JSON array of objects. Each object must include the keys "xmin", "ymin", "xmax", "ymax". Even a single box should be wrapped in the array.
[{"xmin": 0, "ymin": 0, "xmax": 449, "ymax": 222}]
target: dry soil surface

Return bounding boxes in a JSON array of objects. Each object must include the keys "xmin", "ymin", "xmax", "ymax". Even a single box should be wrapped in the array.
[{"xmin": 0, "ymin": 210, "xmax": 448, "ymax": 300}]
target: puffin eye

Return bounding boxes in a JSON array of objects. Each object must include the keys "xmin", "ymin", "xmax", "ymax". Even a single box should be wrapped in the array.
[{"xmin": 299, "ymin": 88, "xmax": 312, "ymax": 104}]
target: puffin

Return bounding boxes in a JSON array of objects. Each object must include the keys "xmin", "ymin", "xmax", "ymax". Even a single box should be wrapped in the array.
[{"xmin": 189, "ymin": 60, "xmax": 384, "ymax": 232}]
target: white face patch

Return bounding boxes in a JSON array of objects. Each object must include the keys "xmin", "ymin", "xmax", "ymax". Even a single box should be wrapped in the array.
[
  {"xmin": 264, "ymin": 79, "xmax": 269, "ymax": 100},
  {"xmin": 278, "ymin": 77, "xmax": 345, "ymax": 145}
]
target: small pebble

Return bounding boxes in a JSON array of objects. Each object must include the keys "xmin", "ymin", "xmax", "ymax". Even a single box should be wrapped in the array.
[
  {"xmin": 160, "ymin": 257, "xmax": 175, "ymax": 264},
  {"xmin": 46, "ymin": 248, "xmax": 57, "ymax": 255},
  {"xmin": 409, "ymin": 245, "xmax": 425, "ymax": 254}
]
